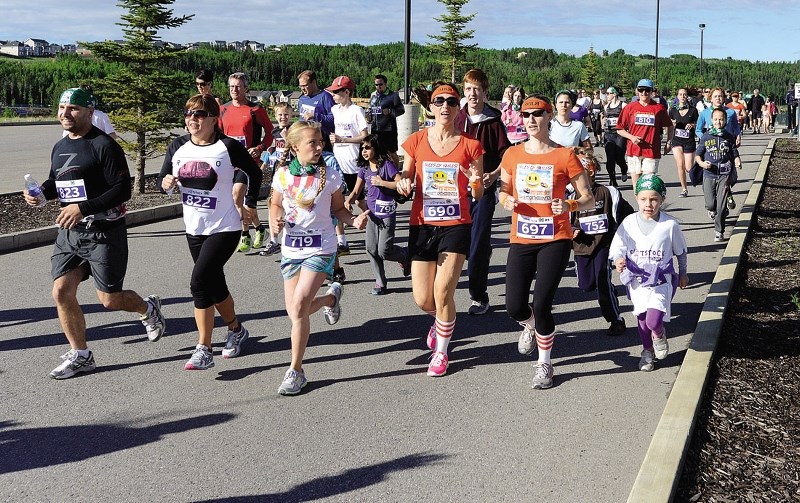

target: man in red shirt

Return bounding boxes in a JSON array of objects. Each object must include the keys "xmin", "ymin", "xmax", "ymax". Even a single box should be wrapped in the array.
[
  {"xmin": 616, "ymin": 78, "xmax": 674, "ymax": 188},
  {"xmin": 219, "ymin": 72, "xmax": 274, "ymax": 251}
]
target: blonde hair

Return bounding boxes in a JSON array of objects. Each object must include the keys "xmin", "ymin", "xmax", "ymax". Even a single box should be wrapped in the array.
[
  {"xmin": 571, "ymin": 146, "xmax": 599, "ymax": 174},
  {"xmin": 278, "ymin": 121, "xmax": 327, "ymax": 207}
]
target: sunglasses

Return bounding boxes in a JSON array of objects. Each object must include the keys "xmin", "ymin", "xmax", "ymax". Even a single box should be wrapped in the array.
[
  {"xmin": 637, "ymin": 87, "xmax": 653, "ymax": 93},
  {"xmin": 521, "ymin": 110, "xmax": 547, "ymax": 118},
  {"xmin": 375, "ymin": 83, "xmax": 386, "ymax": 87},
  {"xmin": 184, "ymin": 109, "xmax": 213, "ymax": 118},
  {"xmin": 361, "ymin": 145, "xmax": 372, "ymax": 150},
  {"xmin": 432, "ymin": 97, "xmax": 460, "ymax": 107},
  {"xmin": 195, "ymin": 81, "xmax": 210, "ymax": 87}
]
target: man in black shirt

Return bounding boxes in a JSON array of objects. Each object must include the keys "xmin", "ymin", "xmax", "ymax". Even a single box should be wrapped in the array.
[{"xmin": 23, "ymin": 87, "xmax": 166, "ymax": 380}]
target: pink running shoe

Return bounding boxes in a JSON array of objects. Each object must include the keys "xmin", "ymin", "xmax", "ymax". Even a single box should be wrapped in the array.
[
  {"xmin": 426, "ymin": 325, "xmax": 436, "ymax": 350},
  {"xmin": 427, "ymin": 351, "xmax": 449, "ymax": 377}
]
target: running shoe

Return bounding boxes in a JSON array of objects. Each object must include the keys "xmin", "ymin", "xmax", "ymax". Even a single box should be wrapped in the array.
[
  {"xmin": 184, "ymin": 345, "xmax": 214, "ymax": 370},
  {"xmin": 639, "ymin": 349, "xmax": 655, "ymax": 372},
  {"xmin": 141, "ymin": 294, "xmax": 166, "ymax": 342},
  {"xmin": 332, "ymin": 267, "xmax": 346, "ymax": 284},
  {"xmin": 606, "ymin": 318, "xmax": 627, "ymax": 336},
  {"xmin": 237, "ymin": 234, "xmax": 251, "ymax": 253},
  {"xmin": 278, "ymin": 368, "xmax": 307, "ymax": 395},
  {"xmin": 259, "ymin": 241, "xmax": 281, "ymax": 256},
  {"xmin": 679, "ymin": 189, "xmax": 688, "ymax": 198},
  {"xmin": 621, "ymin": 173, "xmax": 628, "ymax": 183},
  {"xmin": 652, "ymin": 329, "xmax": 669, "ymax": 360},
  {"xmin": 222, "ymin": 324, "xmax": 249, "ymax": 359},
  {"xmin": 426, "ymin": 324, "xmax": 436, "ymax": 351},
  {"xmin": 49, "ymin": 349, "xmax": 96, "ymax": 380},
  {"xmin": 323, "ymin": 282, "xmax": 343, "ymax": 325},
  {"xmin": 531, "ymin": 362, "xmax": 554, "ymax": 389},
  {"xmin": 517, "ymin": 323, "xmax": 535, "ymax": 355},
  {"xmin": 371, "ymin": 284, "xmax": 387, "ymax": 295},
  {"xmin": 427, "ymin": 351, "xmax": 449, "ymax": 377},
  {"xmin": 708, "ymin": 210, "xmax": 716, "ymax": 220},
  {"xmin": 726, "ymin": 195, "xmax": 736, "ymax": 210},
  {"xmin": 468, "ymin": 300, "xmax": 489, "ymax": 315},
  {"xmin": 714, "ymin": 232, "xmax": 725, "ymax": 242},
  {"xmin": 337, "ymin": 244, "xmax": 350, "ymax": 256},
  {"xmin": 399, "ymin": 258, "xmax": 412, "ymax": 277},
  {"xmin": 253, "ymin": 228, "xmax": 266, "ymax": 249}
]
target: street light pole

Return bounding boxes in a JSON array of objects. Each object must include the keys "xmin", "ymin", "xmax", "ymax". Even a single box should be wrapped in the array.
[
  {"xmin": 699, "ymin": 23, "xmax": 706, "ymax": 84},
  {"xmin": 655, "ymin": 0, "xmax": 660, "ymax": 82}
]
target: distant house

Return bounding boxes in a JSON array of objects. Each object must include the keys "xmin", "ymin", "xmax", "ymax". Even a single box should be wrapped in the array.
[
  {"xmin": 274, "ymin": 90, "xmax": 292, "ymax": 103},
  {"xmin": 212, "ymin": 40, "xmax": 227, "ymax": 49},
  {"xmin": 289, "ymin": 91, "xmax": 303, "ymax": 110},
  {"xmin": 228, "ymin": 41, "xmax": 245, "ymax": 51},
  {"xmin": 0, "ymin": 41, "xmax": 26, "ymax": 57},
  {"xmin": 248, "ymin": 90, "xmax": 273, "ymax": 105},
  {"xmin": 246, "ymin": 41, "xmax": 265, "ymax": 53},
  {"xmin": 23, "ymin": 38, "xmax": 48, "ymax": 56}
]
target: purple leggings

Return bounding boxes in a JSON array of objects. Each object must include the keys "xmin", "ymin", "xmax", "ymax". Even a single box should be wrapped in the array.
[{"xmin": 637, "ymin": 309, "xmax": 665, "ymax": 350}]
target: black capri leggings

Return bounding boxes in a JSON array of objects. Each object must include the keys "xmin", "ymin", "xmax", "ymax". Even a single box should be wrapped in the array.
[
  {"xmin": 504, "ymin": 240, "xmax": 572, "ymax": 335},
  {"xmin": 186, "ymin": 230, "xmax": 240, "ymax": 309}
]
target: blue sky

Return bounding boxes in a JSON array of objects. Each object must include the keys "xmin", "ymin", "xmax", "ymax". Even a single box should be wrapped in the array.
[{"xmin": 4, "ymin": 0, "xmax": 799, "ymax": 63}]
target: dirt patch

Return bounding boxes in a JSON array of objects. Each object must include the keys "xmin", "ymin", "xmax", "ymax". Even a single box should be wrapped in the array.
[{"xmin": 676, "ymin": 138, "xmax": 800, "ymax": 502}]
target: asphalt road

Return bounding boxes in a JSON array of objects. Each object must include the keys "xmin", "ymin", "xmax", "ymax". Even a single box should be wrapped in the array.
[{"xmin": 0, "ymin": 128, "xmax": 774, "ymax": 501}]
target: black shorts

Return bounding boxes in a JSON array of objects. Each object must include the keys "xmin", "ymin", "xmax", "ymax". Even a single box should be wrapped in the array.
[
  {"xmin": 375, "ymin": 131, "xmax": 399, "ymax": 153},
  {"xmin": 51, "ymin": 224, "xmax": 128, "ymax": 293},
  {"xmin": 342, "ymin": 173, "xmax": 364, "ymax": 200},
  {"xmin": 408, "ymin": 223, "xmax": 471, "ymax": 261}
]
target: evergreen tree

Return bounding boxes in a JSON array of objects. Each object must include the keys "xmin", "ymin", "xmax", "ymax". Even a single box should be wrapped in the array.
[
  {"xmin": 579, "ymin": 46, "xmax": 600, "ymax": 91},
  {"xmin": 428, "ymin": 0, "xmax": 477, "ymax": 83},
  {"xmin": 81, "ymin": 0, "xmax": 193, "ymax": 194}
]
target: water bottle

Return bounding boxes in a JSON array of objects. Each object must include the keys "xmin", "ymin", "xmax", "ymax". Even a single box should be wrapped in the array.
[{"xmin": 24, "ymin": 174, "xmax": 47, "ymax": 208}]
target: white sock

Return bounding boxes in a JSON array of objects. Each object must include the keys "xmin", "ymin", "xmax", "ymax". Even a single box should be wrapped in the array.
[
  {"xmin": 337, "ymin": 234, "xmax": 347, "ymax": 246},
  {"xmin": 76, "ymin": 348, "xmax": 91, "ymax": 358},
  {"xmin": 435, "ymin": 317, "xmax": 455, "ymax": 354},
  {"xmin": 536, "ymin": 331, "xmax": 555, "ymax": 364}
]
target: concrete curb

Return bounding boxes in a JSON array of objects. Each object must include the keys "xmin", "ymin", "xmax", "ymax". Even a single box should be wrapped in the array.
[
  {"xmin": 626, "ymin": 137, "xmax": 776, "ymax": 502},
  {"xmin": 0, "ymin": 202, "xmax": 182, "ymax": 254}
]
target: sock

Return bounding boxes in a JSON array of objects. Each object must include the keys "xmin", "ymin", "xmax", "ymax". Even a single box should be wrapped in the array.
[
  {"xmin": 435, "ymin": 317, "xmax": 455, "ymax": 354},
  {"xmin": 535, "ymin": 331, "xmax": 554, "ymax": 364},
  {"xmin": 425, "ymin": 310, "xmax": 436, "ymax": 318},
  {"xmin": 242, "ymin": 230, "xmax": 250, "ymax": 237},
  {"xmin": 337, "ymin": 234, "xmax": 347, "ymax": 246},
  {"xmin": 76, "ymin": 348, "xmax": 91, "ymax": 358},
  {"xmin": 256, "ymin": 223, "xmax": 265, "ymax": 232}
]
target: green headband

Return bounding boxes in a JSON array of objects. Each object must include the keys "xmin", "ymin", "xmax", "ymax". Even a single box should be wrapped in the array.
[
  {"xmin": 635, "ymin": 174, "xmax": 667, "ymax": 197},
  {"xmin": 59, "ymin": 88, "xmax": 94, "ymax": 108}
]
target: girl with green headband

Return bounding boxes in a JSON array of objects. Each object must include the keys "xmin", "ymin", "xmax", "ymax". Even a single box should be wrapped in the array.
[{"xmin": 609, "ymin": 174, "xmax": 689, "ymax": 372}]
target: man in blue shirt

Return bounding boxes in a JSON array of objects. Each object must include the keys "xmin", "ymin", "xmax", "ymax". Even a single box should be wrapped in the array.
[{"xmin": 296, "ymin": 70, "xmax": 335, "ymax": 138}]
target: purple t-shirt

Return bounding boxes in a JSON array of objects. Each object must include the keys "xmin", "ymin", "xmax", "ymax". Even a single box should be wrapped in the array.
[{"xmin": 359, "ymin": 161, "xmax": 399, "ymax": 217}]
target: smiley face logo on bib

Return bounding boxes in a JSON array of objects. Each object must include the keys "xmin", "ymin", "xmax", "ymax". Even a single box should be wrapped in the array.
[{"xmin": 523, "ymin": 172, "xmax": 540, "ymax": 194}]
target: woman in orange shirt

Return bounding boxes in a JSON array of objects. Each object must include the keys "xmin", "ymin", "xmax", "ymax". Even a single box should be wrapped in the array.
[
  {"xmin": 498, "ymin": 95, "xmax": 594, "ymax": 389},
  {"xmin": 396, "ymin": 82, "xmax": 484, "ymax": 377}
]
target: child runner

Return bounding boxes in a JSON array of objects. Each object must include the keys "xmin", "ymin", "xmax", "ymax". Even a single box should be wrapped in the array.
[
  {"xmin": 259, "ymin": 101, "xmax": 293, "ymax": 256},
  {"xmin": 269, "ymin": 121, "xmax": 368, "ymax": 395},
  {"xmin": 345, "ymin": 134, "xmax": 410, "ymax": 295},
  {"xmin": 610, "ymin": 174, "xmax": 689, "ymax": 372},
  {"xmin": 568, "ymin": 147, "xmax": 634, "ymax": 336},
  {"xmin": 695, "ymin": 107, "xmax": 742, "ymax": 242}
]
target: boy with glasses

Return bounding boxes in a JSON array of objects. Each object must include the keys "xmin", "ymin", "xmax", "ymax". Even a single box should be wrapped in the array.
[{"xmin": 615, "ymin": 79, "xmax": 674, "ymax": 188}]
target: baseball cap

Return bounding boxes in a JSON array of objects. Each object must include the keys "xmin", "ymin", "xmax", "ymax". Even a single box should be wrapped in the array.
[
  {"xmin": 637, "ymin": 78, "xmax": 654, "ymax": 89},
  {"xmin": 59, "ymin": 87, "xmax": 95, "ymax": 108},
  {"xmin": 326, "ymin": 76, "xmax": 355, "ymax": 92}
]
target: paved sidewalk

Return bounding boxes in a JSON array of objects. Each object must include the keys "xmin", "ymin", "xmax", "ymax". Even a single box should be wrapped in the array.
[{"xmin": 0, "ymin": 133, "xmax": 778, "ymax": 501}]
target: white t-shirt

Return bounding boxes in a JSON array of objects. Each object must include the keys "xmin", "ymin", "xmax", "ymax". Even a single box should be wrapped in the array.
[
  {"xmin": 272, "ymin": 163, "xmax": 342, "ymax": 259},
  {"xmin": 331, "ymin": 103, "xmax": 367, "ymax": 174},
  {"xmin": 549, "ymin": 118, "xmax": 590, "ymax": 147}
]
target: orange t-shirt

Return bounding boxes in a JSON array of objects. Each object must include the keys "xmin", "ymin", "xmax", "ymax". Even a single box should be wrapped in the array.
[
  {"xmin": 726, "ymin": 102, "xmax": 745, "ymax": 121},
  {"xmin": 401, "ymin": 129, "xmax": 484, "ymax": 226},
  {"xmin": 500, "ymin": 144, "xmax": 584, "ymax": 244}
]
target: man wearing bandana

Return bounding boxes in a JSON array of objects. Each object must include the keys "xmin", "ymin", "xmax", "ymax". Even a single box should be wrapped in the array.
[{"xmin": 22, "ymin": 87, "xmax": 166, "ymax": 380}]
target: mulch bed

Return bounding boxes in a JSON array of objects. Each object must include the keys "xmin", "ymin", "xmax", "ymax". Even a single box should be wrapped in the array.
[{"xmin": 676, "ymin": 138, "xmax": 800, "ymax": 502}]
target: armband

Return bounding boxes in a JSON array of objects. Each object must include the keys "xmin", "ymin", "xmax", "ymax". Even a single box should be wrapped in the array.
[{"xmin": 566, "ymin": 199, "xmax": 579, "ymax": 212}]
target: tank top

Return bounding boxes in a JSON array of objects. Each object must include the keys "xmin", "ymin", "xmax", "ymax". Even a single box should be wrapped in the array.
[{"xmin": 604, "ymin": 101, "xmax": 623, "ymax": 132}]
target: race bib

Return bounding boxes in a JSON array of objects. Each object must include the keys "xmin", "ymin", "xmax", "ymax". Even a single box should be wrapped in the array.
[
  {"xmin": 606, "ymin": 117, "xmax": 618, "ymax": 128},
  {"xmin": 374, "ymin": 199, "xmax": 397, "ymax": 217},
  {"xmin": 674, "ymin": 128, "xmax": 690, "ymax": 139},
  {"xmin": 232, "ymin": 135, "xmax": 247, "ymax": 147},
  {"xmin": 422, "ymin": 161, "xmax": 461, "ymax": 222},
  {"xmin": 283, "ymin": 230, "xmax": 322, "ymax": 250},
  {"xmin": 634, "ymin": 113, "xmax": 656, "ymax": 126},
  {"xmin": 578, "ymin": 214, "xmax": 609, "ymax": 235},
  {"xmin": 55, "ymin": 179, "xmax": 88, "ymax": 203},
  {"xmin": 181, "ymin": 187, "xmax": 218, "ymax": 212},
  {"xmin": 516, "ymin": 215, "xmax": 554, "ymax": 240},
  {"xmin": 718, "ymin": 161, "xmax": 732, "ymax": 175},
  {"xmin": 515, "ymin": 163, "xmax": 554, "ymax": 204}
]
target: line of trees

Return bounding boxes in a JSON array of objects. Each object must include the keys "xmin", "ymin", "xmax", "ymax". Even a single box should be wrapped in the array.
[{"xmin": 3, "ymin": 45, "xmax": 798, "ymax": 110}]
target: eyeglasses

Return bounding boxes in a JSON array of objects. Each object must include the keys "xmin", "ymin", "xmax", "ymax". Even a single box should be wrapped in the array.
[
  {"xmin": 195, "ymin": 81, "xmax": 210, "ymax": 87},
  {"xmin": 432, "ymin": 97, "xmax": 460, "ymax": 107},
  {"xmin": 522, "ymin": 110, "xmax": 547, "ymax": 118},
  {"xmin": 361, "ymin": 145, "xmax": 372, "ymax": 150},
  {"xmin": 637, "ymin": 87, "xmax": 653, "ymax": 93},
  {"xmin": 184, "ymin": 109, "xmax": 213, "ymax": 118}
]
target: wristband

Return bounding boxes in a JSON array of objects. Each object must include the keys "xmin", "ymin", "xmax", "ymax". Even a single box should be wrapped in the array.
[
  {"xmin": 566, "ymin": 199, "xmax": 579, "ymax": 212},
  {"xmin": 470, "ymin": 180, "xmax": 481, "ymax": 190}
]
